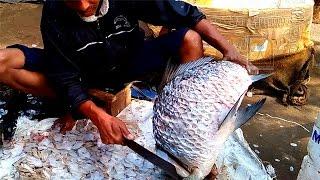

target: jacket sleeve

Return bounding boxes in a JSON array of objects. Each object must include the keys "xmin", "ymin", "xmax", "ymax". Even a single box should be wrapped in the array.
[
  {"xmin": 129, "ymin": 0, "xmax": 206, "ymax": 28},
  {"xmin": 41, "ymin": 14, "xmax": 89, "ymax": 115}
]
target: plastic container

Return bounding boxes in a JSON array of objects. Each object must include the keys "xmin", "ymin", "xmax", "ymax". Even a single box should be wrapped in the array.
[{"xmin": 297, "ymin": 113, "xmax": 320, "ymax": 180}]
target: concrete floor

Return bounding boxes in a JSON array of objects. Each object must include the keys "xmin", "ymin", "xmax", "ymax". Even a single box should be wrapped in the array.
[
  {"xmin": 0, "ymin": 3, "xmax": 319, "ymax": 180},
  {"xmin": 242, "ymin": 23, "xmax": 320, "ymax": 179}
]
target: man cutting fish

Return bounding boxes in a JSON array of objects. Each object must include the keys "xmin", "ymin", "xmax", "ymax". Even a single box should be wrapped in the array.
[{"xmin": 0, "ymin": 0, "xmax": 258, "ymax": 145}]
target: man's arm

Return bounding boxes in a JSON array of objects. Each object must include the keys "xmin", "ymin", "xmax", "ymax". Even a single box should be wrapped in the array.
[
  {"xmin": 79, "ymin": 101, "xmax": 134, "ymax": 144},
  {"xmin": 42, "ymin": 29, "xmax": 133, "ymax": 144},
  {"xmin": 193, "ymin": 19, "xmax": 259, "ymax": 74},
  {"xmin": 129, "ymin": 0, "xmax": 205, "ymax": 28},
  {"xmin": 42, "ymin": 29, "xmax": 90, "ymax": 117},
  {"xmin": 193, "ymin": 19, "xmax": 248, "ymax": 66},
  {"xmin": 41, "ymin": 4, "xmax": 133, "ymax": 144},
  {"xmin": 129, "ymin": 0, "xmax": 258, "ymax": 73}
]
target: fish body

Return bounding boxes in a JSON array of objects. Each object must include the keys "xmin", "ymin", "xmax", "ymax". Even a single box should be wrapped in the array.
[{"xmin": 153, "ymin": 58, "xmax": 259, "ymax": 179}]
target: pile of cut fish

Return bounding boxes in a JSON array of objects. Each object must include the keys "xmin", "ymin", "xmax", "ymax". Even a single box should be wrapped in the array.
[
  {"xmin": 0, "ymin": 100, "xmax": 164, "ymax": 179},
  {"xmin": 0, "ymin": 99, "xmax": 273, "ymax": 179}
]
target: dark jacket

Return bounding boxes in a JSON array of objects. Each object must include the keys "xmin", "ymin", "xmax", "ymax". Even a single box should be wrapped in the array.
[{"xmin": 40, "ymin": 0, "xmax": 205, "ymax": 114}]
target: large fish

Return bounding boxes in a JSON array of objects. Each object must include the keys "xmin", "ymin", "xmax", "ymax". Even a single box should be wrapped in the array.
[{"xmin": 153, "ymin": 57, "xmax": 267, "ymax": 179}]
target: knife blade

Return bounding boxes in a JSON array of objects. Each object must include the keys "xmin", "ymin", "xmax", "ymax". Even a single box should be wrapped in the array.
[
  {"xmin": 125, "ymin": 139, "xmax": 182, "ymax": 180},
  {"xmin": 250, "ymin": 73, "xmax": 273, "ymax": 83}
]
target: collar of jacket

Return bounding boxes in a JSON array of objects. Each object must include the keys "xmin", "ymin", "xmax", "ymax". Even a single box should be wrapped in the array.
[{"xmin": 97, "ymin": 0, "xmax": 109, "ymax": 17}]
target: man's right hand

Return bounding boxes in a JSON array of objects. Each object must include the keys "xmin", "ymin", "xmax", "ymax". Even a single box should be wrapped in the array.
[{"xmin": 79, "ymin": 100, "xmax": 134, "ymax": 145}]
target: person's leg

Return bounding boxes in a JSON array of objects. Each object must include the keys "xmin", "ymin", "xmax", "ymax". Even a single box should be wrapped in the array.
[
  {"xmin": 178, "ymin": 29, "xmax": 204, "ymax": 63},
  {"xmin": 0, "ymin": 46, "xmax": 75, "ymax": 134},
  {"xmin": 0, "ymin": 47, "xmax": 55, "ymax": 98},
  {"xmin": 121, "ymin": 28, "xmax": 204, "ymax": 81}
]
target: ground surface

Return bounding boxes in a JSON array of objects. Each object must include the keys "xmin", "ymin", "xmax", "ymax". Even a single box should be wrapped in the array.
[
  {"xmin": 242, "ymin": 23, "xmax": 320, "ymax": 179},
  {"xmin": 0, "ymin": 3, "xmax": 319, "ymax": 180}
]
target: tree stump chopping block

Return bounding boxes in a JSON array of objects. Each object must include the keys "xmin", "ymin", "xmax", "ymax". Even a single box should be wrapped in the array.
[{"xmin": 88, "ymin": 85, "xmax": 131, "ymax": 116}]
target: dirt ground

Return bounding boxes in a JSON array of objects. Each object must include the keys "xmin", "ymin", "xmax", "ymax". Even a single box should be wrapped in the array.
[
  {"xmin": 242, "ymin": 24, "xmax": 320, "ymax": 180},
  {"xmin": 0, "ymin": 3, "xmax": 319, "ymax": 180}
]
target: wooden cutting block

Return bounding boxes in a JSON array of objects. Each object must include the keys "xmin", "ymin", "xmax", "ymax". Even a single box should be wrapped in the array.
[{"xmin": 88, "ymin": 85, "xmax": 132, "ymax": 116}]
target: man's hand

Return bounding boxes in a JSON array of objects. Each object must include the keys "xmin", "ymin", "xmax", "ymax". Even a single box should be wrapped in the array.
[
  {"xmin": 91, "ymin": 107, "xmax": 134, "ymax": 144},
  {"xmin": 223, "ymin": 49, "xmax": 259, "ymax": 75},
  {"xmin": 53, "ymin": 113, "xmax": 76, "ymax": 134},
  {"xmin": 79, "ymin": 100, "xmax": 134, "ymax": 145},
  {"xmin": 193, "ymin": 19, "xmax": 259, "ymax": 75},
  {"xmin": 246, "ymin": 62, "xmax": 260, "ymax": 75}
]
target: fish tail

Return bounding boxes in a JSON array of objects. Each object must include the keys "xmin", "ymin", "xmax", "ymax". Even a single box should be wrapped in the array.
[
  {"xmin": 218, "ymin": 97, "xmax": 266, "ymax": 135},
  {"xmin": 234, "ymin": 98, "xmax": 266, "ymax": 130}
]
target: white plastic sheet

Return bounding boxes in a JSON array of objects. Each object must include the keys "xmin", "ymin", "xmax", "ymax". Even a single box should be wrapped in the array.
[{"xmin": 0, "ymin": 100, "xmax": 273, "ymax": 179}]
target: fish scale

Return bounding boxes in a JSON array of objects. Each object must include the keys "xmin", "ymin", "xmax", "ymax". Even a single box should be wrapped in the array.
[{"xmin": 153, "ymin": 59, "xmax": 253, "ymax": 178}]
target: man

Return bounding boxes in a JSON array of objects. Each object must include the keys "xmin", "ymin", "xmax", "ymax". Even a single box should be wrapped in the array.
[{"xmin": 0, "ymin": 0, "xmax": 257, "ymax": 145}]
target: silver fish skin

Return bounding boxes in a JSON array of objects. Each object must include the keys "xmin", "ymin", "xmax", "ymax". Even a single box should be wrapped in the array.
[{"xmin": 153, "ymin": 58, "xmax": 253, "ymax": 179}]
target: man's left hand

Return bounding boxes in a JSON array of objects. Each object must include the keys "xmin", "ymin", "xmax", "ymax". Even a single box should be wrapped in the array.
[
  {"xmin": 193, "ymin": 19, "xmax": 259, "ymax": 75},
  {"xmin": 223, "ymin": 49, "xmax": 259, "ymax": 75},
  {"xmin": 53, "ymin": 113, "xmax": 76, "ymax": 134}
]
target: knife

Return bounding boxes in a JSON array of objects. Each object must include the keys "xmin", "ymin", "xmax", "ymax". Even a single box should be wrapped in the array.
[
  {"xmin": 250, "ymin": 73, "xmax": 273, "ymax": 83},
  {"xmin": 125, "ymin": 139, "xmax": 183, "ymax": 180}
]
